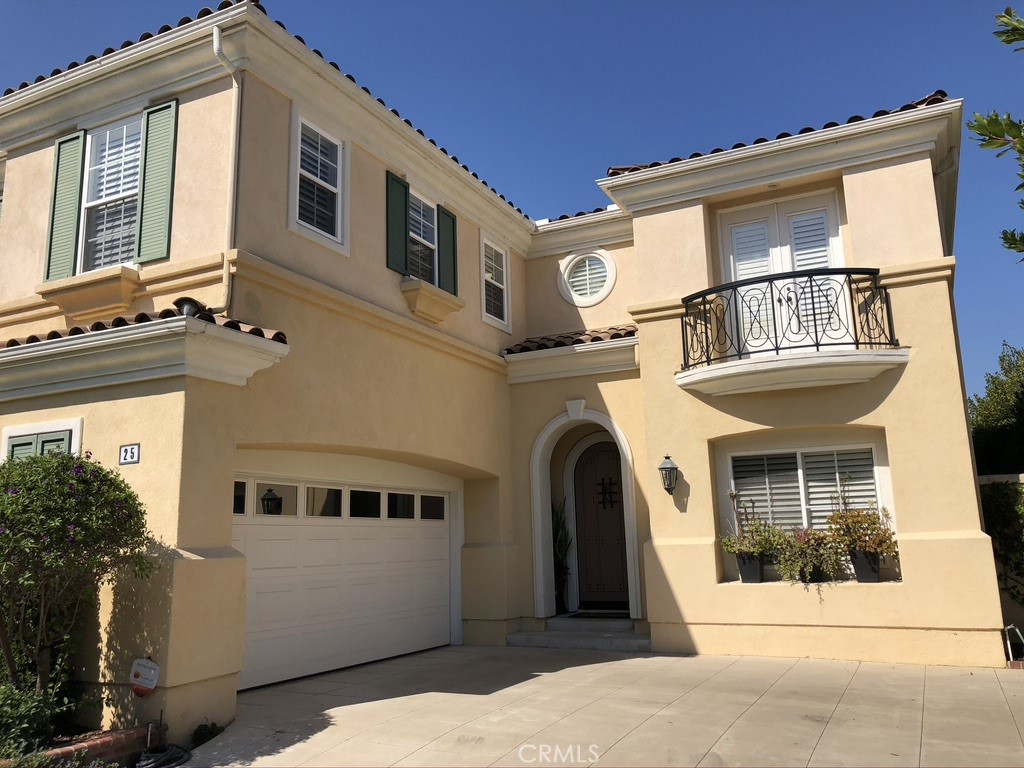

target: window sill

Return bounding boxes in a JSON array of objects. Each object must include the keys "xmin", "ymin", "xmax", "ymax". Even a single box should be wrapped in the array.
[
  {"xmin": 400, "ymin": 277, "xmax": 465, "ymax": 324},
  {"xmin": 36, "ymin": 265, "xmax": 140, "ymax": 323}
]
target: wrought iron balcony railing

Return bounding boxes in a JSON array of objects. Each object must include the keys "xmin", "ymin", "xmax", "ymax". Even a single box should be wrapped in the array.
[{"xmin": 680, "ymin": 268, "xmax": 898, "ymax": 371}]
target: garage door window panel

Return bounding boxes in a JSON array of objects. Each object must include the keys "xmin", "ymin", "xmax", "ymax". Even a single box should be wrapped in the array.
[
  {"xmin": 255, "ymin": 483, "xmax": 298, "ymax": 516},
  {"xmin": 306, "ymin": 486, "xmax": 343, "ymax": 518},
  {"xmin": 388, "ymin": 492, "xmax": 415, "ymax": 519},
  {"xmin": 421, "ymin": 495, "xmax": 446, "ymax": 520},
  {"xmin": 350, "ymin": 489, "xmax": 382, "ymax": 519}
]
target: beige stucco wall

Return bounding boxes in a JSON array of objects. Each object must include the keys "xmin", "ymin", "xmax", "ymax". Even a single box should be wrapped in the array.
[{"xmin": 233, "ymin": 75, "xmax": 527, "ymax": 356}]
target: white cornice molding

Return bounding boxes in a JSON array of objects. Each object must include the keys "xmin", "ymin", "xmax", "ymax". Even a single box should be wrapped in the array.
[
  {"xmin": 504, "ymin": 337, "xmax": 639, "ymax": 384},
  {"xmin": 598, "ymin": 102, "xmax": 962, "ymax": 214},
  {"xmin": 528, "ymin": 208, "xmax": 634, "ymax": 260},
  {"xmin": 0, "ymin": 315, "xmax": 289, "ymax": 403},
  {"xmin": 0, "ymin": 6, "xmax": 251, "ymax": 150}
]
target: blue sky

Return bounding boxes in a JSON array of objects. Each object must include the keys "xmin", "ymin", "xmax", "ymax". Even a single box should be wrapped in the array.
[{"xmin": 0, "ymin": 1, "xmax": 1020, "ymax": 397}]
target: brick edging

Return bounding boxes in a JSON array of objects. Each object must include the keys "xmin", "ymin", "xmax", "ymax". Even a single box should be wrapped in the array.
[{"xmin": 1, "ymin": 723, "xmax": 167, "ymax": 767}]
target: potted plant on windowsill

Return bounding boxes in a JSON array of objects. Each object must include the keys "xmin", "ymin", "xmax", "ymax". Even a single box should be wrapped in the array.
[
  {"xmin": 721, "ymin": 493, "xmax": 784, "ymax": 583},
  {"xmin": 826, "ymin": 508, "xmax": 898, "ymax": 583},
  {"xmin": 777, "ymin": 527, "xmax": 845, "ymax": 584}
]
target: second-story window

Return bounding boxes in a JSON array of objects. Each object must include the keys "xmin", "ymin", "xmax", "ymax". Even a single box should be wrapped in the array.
[
  {"xmin": 297, "ymin": 122, "xmax": 341, "ymax": 239},
  {"xmin": 81, "ymin": 117, "xmax": 143, "ymax": 272},
  {"xmin": 482, "ymin": 240, "xmax": 508, "ymax": 326},
  {"xmin": 385, "ymin": 171, "xmax": 458, "ymax": 297},
  {"xmin": 45, "ymin": 100, "xmax": 177, "ymax": 282},
  {"xmin": 408, "ymin": 192, "xmax": 437, "ymax": 283}
]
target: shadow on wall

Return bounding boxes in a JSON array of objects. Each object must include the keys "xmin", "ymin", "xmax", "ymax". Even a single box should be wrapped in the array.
[{"xmin": 74, "ymin": 539, "xmax": 175, "ymax": 732}]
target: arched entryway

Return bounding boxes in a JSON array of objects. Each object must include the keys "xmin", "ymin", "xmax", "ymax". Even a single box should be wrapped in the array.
[{"xmin": 530, "ymin": 400, "xmax": 642, "ymax": 619}]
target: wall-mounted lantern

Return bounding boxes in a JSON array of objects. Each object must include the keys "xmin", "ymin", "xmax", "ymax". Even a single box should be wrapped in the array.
[
  {"xmin": 260, "ymin": 487, "xmax": 282, "ymax": 515},
  {"xmin": 658, "ymin": 455, "xmax": 679, "ymax": 496}
]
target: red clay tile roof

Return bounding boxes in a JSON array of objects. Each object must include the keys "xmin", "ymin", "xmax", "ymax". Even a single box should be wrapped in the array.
[
  {"xmin": 603, "ymin": 90, "xmax": 950, "ymax": 179},
  {"xmin": 1, "ymin": 1, "xmax": 532, "ymax": 222},
  {"xmin": 0, "ymin": 298, "xmax": 287, "ymax": 350},
  {"xmin": 503, "ymin": 325, "xmax": 637, "ymax": 355}
]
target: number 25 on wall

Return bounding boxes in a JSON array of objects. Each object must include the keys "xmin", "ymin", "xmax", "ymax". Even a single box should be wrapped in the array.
[{"xmin": 119, "ymin": 444, "xmax": 141, "ymax": 465}]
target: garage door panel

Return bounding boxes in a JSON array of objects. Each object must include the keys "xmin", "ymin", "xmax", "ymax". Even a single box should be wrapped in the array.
[{"xmin": 236, "ymin": 490, "xmax": 452, "ymax": 689}]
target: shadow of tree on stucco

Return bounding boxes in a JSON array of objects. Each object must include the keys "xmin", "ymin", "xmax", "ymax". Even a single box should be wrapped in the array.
[{"xmin": 74, "ymin": 538, "xmax": 175, "ymax": 734}]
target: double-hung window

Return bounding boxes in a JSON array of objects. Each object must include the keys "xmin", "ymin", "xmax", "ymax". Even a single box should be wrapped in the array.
[
  {"xmin": 45, "ymin": 101, "xmax": 178, "ymax": 282},
  {"xmin": 296, "ymin": 122, "xmax": 342, "ymax": 240},
  {"xmin": 482, "ymin": 240, "xmax": 509, "ymax": 326},
  {"xmin": 81, "ymin": 118, "xmax": 143, "ymax": 271},
  {"xmin": 385, "ymin": 171, "xmax": 458, "ymax": 296},
  {"xmin": 408, "ymin": 192, "xmax": 437, "ymax": 282},
  {"xmin": 730, "ymin": 447, "xmax": 880, "ymax": 529}
]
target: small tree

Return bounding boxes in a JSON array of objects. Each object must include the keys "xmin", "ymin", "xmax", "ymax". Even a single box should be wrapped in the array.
[
  {"xmin": 970, "ymin": 342, "xmax": 1024, "ymax": 474},
  {"xmin": 0, "ymin": 452, "xmax": 154, "ymax": 697},
  {"xmin": 967, "ymin": 7, "xmax": 1024, "ymax": 258}
]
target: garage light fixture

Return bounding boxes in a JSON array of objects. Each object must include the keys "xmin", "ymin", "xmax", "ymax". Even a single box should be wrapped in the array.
[{"xmin": 659, "ymin": 455, "xmax": 679, "ymax": 496}]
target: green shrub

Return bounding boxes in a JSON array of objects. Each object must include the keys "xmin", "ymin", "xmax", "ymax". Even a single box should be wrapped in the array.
[
  {"xmin": 0, "ymin": 451, "xmax": 155, "ymax": 750},
  {"xmin": 0, "ymin": 684, "xmax": 63, "ymax": 758},
  {"xmin": 826, "ymin": 508, "xmax": 898, "ymax": 558},
  {"xmin": 979, "ymin": 481, "xmax": 1024, "ymax": 605},
  {"xmin": 721, "ymin": 518, "xmax": 786, "ymax": 559},
  {"xmin": 191, "ymin": 721, "xmax": 225, "ymax": 748}
]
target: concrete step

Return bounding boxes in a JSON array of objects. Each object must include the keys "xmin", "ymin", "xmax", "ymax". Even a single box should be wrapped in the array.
[
  {"xmin": 546, "ymin": 616, "xmax": 636, "ymax": 633},
  {"xmin": 506, "ymin": 630, "xmax": 652, "ymax": 653}
]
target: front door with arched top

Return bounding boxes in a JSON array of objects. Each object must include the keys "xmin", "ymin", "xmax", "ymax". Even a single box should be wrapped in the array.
[{"xmin": 574, "ymin": 442, "xmax": 629, "ymax": 609}]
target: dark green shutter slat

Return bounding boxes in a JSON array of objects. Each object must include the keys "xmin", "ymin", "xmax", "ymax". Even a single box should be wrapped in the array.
[
  {"xmin": 38, "ymin": 431, "xmax": 72, "ymax": 455},
  {"xmin": 7, "ymin": 435, "xmax": 38, "ymax": 460},
  {"xmin": 386, "ymin": 171, "xmax": 409, "ymax": 274},
  {"xmin": 437, "ymin": 204, "xmax": 457, "ymax": 296},
  {"xmin": 45, "ymin": 131, "xmax": 86, "ymax": 281},
  {"xmin": 135, "ymin": 100, "xmax": 178, "ymax": 264}
]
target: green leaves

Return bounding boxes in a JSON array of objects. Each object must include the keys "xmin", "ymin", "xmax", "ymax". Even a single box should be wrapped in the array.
[{"xmin": 968, "ymin": 7, "xmax": 1024, "ymax": 258}]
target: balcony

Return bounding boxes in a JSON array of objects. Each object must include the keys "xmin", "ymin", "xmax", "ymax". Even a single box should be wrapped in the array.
[{"xmin": 676, "ymin": 269, "xmax": 908, "ymax": 396}]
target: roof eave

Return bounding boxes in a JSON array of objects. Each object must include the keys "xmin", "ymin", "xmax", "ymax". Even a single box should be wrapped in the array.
[{"xmin": 597, "ymin": 100, "xmax": 964, "ymax": 215}]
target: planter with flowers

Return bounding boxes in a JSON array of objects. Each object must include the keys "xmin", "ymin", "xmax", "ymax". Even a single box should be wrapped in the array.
[
  {"xmin": 721, "ymin": 495, "xmax": 785, "ymax": 583},
  {"xmin": 777, "ymin": 527, "xmax": 845, "ymax": 584}
]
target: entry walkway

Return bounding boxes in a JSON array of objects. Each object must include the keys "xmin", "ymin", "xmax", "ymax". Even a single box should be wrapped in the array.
[{"xmin": 191, "ymin": 646, "xmax": 1024, "ymax": 767}]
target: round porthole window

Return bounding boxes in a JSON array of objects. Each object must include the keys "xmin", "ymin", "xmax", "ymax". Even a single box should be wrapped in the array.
[{"xmin": 558, "ymin": 249, "xmax": 616, "ymax": 307}]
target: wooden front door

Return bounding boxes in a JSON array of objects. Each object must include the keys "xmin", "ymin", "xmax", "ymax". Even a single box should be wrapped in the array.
[{"xmin": 574, "ymin": 442, "xmax": 629, "ymax": 609}]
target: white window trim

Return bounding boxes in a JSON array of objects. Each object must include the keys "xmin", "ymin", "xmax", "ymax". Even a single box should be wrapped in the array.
[
  {"xmin": 77, "ymin": 115, "xmax": 144, "ymax": 275},
  {"xmin": 724, "ymin": 441, "xmax": 890, "ymax": 531},
  {"xmin": 557, "ymin": 247, "xmax": 616, "ymax": 307},
  {"xmin": 1, "ymin": 417, "xmax": 84, "ymax": 460},
  {"xmin": 480, "ymin": 234, "xmax": 511, "ymax": 332},
  {"xmin": 719, "ymin": 190, "xmax": 844, "ymax": 282},
  {"xmin": 408, "ymin": 188, "xmax": 439, "ymax": 284},
  {"xmin": 287, "ymin": 109, "xmax": 349, "ymax": 256}
]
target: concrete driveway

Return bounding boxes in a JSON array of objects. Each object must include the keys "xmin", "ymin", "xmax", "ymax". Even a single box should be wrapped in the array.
[{"xmin": 190, "ymin": 646, "xmax": 1024, "ymax": 767}]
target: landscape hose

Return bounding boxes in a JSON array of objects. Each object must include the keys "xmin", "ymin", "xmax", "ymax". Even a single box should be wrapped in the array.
[{"xmin": 136, "ymin": 744, "xmax": 192, "ymax": 768}]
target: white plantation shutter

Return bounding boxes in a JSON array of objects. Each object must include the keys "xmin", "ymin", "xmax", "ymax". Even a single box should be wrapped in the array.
[
  {"xmin": 82, "ymin": 119, "xmax": 143, "ymax": 270},
  {"xmin": 731, "ymin": 221, "xmax": 771, "ymax": 280},
  {"xmin": 567, "ymin": 256, "xmax": 608, "ymax": 298},
  {"xmin": 483, "ymin": 242, "xmax": 506, "ymax": 321},
  {"xmin": 789, "ymin": 210, "xmax": 831, "ymax": 271},
  {"xmin": 803, "ymin": 448, "xmax": 878, "ymax": 527},
  {"xmin": 297, "ymin": 124, "xmax": 340, "ymax": 238},
  {"xmin": 731, "ymin": 454, "xmax": 804, "ymax": 528}
]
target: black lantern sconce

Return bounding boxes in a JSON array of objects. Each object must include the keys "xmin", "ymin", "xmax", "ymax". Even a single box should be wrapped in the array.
[
  {"xmin": 658, "ymin": 455, "xmax": 679, "ymax": 496},
  {"xmin": 260, "ymin": 488, "xmax": 283, "ymax": 515}
]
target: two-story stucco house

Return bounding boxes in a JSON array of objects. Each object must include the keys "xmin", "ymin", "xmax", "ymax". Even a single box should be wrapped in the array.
[{"xmin": 0, "ymin": 1, "xmax": 1005, "ymax": 742}]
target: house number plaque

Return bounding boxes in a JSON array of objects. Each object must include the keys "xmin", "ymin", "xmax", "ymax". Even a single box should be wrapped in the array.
[{"xmin": 119, "ymin": 444, "xmax": 141, "ymax": 465}]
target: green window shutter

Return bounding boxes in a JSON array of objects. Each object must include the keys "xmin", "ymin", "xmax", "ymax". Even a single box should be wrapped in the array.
[
  {"xmin": 135, "ymin": 100, "xmax": 178, "ymax": 265},
  {"xmin": 45, "ymin": 131, "xmax": 86, "ymax": 282},
  {"xmin": 38, "ymin": 431, "xmax": 72, "ymax": 455},
  {"xmin": 437, "ymin": 204, "xmax": 458, "ymax": 296},
  {"xmin": 7, "ymin": 434, "xmax": 38, "ymax": 460},
  {"xmin": 386, "ymin": 171, "xmax": 409, "ymax": 274}
]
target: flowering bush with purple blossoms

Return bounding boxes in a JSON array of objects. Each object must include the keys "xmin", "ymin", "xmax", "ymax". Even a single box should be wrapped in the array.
[{"xmin": 0, "ymin": 451, "xmax": 154, "ymax": 755}]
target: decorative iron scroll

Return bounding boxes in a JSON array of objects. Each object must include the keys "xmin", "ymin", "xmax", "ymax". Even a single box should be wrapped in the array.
[{"xmin": 680, "ymin": 268, "xmax": 898, "ymax": 370}]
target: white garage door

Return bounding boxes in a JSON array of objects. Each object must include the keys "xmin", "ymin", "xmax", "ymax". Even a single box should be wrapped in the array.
[{"xmin": 232, "ymin": 480, "xmax": 451, "ymax": 689}]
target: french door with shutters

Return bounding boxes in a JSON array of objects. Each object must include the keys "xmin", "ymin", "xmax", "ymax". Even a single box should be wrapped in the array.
[{"xmin": 720, "ymin": 192, "xmax": 850, "ymax": 358}]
